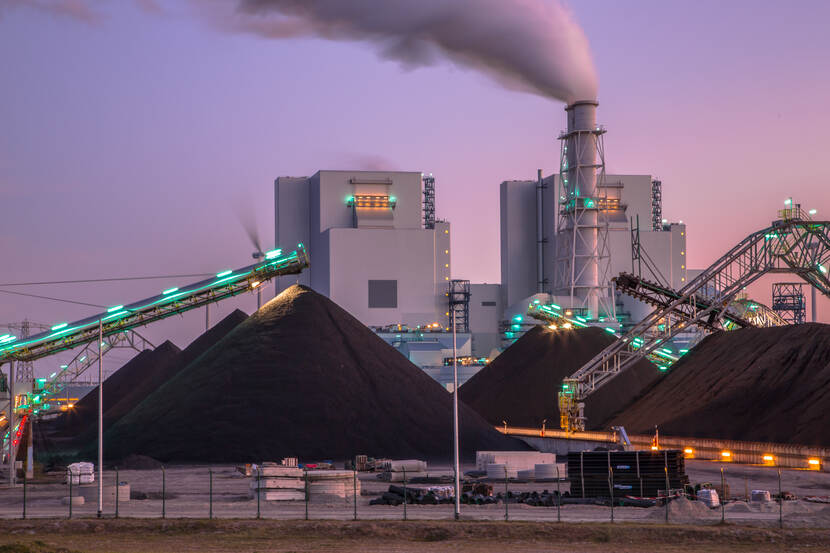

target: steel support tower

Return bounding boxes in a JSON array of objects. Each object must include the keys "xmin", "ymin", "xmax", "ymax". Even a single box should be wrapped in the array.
[
  {"xmin": 554, "ymin": 101, "xmax": 614, "ymax": 321},
  {"xmin": 448, "ymin": 279, "xmax": 470, "ymax": 333},
  {"xmin": 772, "ymin": 282, "xmax": 807, "ymax": 324}
]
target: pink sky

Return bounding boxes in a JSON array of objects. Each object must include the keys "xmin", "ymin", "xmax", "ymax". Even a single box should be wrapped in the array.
[{"xmin": 0, "ymin": 0, "xmax": 828, "ymax": 375}]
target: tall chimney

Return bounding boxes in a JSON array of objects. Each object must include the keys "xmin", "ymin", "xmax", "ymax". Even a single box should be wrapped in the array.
[{"xmin": 556, "ymin": 99, "xmax": 605, "ymax": 319}]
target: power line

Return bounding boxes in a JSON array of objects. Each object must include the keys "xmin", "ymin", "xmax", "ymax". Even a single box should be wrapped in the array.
[
  {"xmin": 0, "ymin": 273, "xmax": 213, "ymax": 287},
  {"xmin": 0, "ymin": 288, "xmax": 105, "ymax": 308}
]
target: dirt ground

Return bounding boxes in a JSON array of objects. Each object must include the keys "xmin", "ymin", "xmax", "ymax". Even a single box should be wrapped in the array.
[{"xmin": 2, "ymin": 519, "xmax": 830, "ymax": 553}]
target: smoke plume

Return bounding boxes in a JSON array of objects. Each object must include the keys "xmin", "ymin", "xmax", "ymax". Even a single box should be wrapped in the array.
[{"xmin": 231, "ymin": 0, "xmax": 597, "ymax": 103}]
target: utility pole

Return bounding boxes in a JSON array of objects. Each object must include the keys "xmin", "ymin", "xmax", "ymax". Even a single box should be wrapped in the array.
[
  {"xmin": 7, "ymin": 360, "xmax": 14, "ymax": 487},
  {"xmin": 452, "ymin": 310, "xmax": 460, "ymax": 520},
  {"xmin": 97, "ymin": 320, "xmax": 103, "ymax": 518}
]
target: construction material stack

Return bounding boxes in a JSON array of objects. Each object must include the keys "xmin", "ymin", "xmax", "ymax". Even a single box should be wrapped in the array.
[
  {"xmin": 567, "ymin": 450, "xmax": 688, "ymax": 498},
  {"xmin": 377, "ymin": 459, "xmax": 427, "ymax": 482},
  {"xmin": 251, "ymin": 462, "xmax": 305, "ymax": 501}
]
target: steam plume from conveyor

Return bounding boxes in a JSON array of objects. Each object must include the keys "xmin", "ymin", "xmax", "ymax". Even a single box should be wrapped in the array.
[{"xmin": 234, "ymin": 0, "xmax": 597, "ymax": 103}]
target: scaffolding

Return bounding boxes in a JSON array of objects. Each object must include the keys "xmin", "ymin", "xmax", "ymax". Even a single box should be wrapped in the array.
[
  {"xmin": 651, "ymin": 179, "xmax": 663, "ymax": 231},
  {"xmin": 448, "ymin": 279, "xmax": 470, "ymax": 333},
  {"xmin": 422, "ymin": 173, "xmax": 435, "ymax": 230},
  {"xmin": 772, "ymin": 282, "xmax": 806, "ymax": 324}
]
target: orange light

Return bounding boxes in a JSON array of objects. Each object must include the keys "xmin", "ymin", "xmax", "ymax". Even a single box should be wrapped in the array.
[
  {"xmin": 67, "ymin": 403, "xmax": 74, "ymax": 409},
  {"xmin": 684, "ymin": 448, "xmax": 693, "ymax": 454},
  {"xmin": 251, "ymin": 281, "xmax": 262, "ymax": 288},
  {"xmin": 808, "ymin": 458, "xmax": 821, "ymax": 469},
  {"xmin": 762, "ymin": 454, "xmax": 775, "ymax": 463},
  {"xmin": 651, "ymin": 445, "xmax": 659, "ymax": 451},
  {"xmin": 721, "ymin": 450, "xmax": 732, "ymax": 460}
]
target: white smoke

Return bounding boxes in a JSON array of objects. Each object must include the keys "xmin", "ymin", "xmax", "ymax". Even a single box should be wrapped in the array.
[{"xmin": 229, "ymin": 0, "xmax": 598, "ymax": 103}]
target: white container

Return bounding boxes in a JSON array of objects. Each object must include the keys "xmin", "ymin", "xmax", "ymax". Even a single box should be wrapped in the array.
[
  {"xmin": 476, "ymin": 451, "xmax": 557, "ymax": 472},
  {"xmin": 534, "ymin": 463, "xmax": 566, "ymax": 480},
  {"xmin": 486, "ymin": 463, "xmax": 518, "ymax": 479},
  {"xmin": 697, "ymin": 488, "xmax": 720, "ymax": 508}
]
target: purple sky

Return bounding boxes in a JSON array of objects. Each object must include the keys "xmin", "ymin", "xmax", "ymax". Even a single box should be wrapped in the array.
[{"xmin": 1, "ymin": 0, "xmax": 829, "ymax": 375}]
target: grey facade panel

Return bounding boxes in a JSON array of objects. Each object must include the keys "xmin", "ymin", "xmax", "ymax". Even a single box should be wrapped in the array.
[{"xmin": 368, "ymin": 279, "xmax": 398, "ymax": 308}]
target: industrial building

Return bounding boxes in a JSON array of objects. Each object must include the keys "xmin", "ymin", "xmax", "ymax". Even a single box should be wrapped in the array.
[{"xmin": 272, "ymin": 104, "xmax": 688, "ymax": 382}]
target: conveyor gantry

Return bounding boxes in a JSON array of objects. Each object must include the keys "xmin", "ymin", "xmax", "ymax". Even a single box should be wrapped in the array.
[{"xmin": 559, "ymin": 206, "xmax": 830, "ymax": 432}]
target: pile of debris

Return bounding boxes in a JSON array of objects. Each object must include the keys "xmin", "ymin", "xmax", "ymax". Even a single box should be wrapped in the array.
[{"xmin": 376, "ymin": 459, "xmax": 428, "ymax": 482}]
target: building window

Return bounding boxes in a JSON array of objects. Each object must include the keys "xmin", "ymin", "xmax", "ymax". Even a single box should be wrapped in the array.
[
  {"xmin": 368, "ymin": 280, "xmax": 397, "ymax": 308},
  {"xmin": 481, "ymin": 301, "xmax": 496, "ymax": 307}
]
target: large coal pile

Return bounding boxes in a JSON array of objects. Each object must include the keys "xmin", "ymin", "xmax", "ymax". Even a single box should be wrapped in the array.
[
  {"xmin": 459, "ymin": 326, "xmax": 662, "ymax": 430},
  {"xmin": 611, "ymin": 323, "xmax": 830, "ymax": 447},
  {"xmin": 60, "ymin": 342, "xmax": 181, "ymax": 436},
  {"xmin": 103, "ymin": 285, "xmax": 520, "ymax": 462},
  {"xmin": 62, "ymin": 309, "xmax": 248, "ymax": 438}
]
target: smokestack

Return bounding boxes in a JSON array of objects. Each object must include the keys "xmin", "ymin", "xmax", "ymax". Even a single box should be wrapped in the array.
[{"xmin": 558, "ymin": 100, "xmax": 604, "ymax": 319}]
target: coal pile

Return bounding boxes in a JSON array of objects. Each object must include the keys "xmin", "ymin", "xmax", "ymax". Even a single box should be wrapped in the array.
[
  {"xmin": 611, "ymin": 323, "xmax": 830, "ymax": 447},
  {"xmin": 459, "ymin": 326, "xmax": 662, "ymax": 430},
  {"xmin": 103, "ymin": 285, "xmax": 521, "ymax": 462},
  {"xmin": 60, "ymin": 342, "xmax": 180, "ymax": 436},
  {"xmin": 61, "ymin": 309, "xmax": 248, "ymax": 438},
  {"xmin": 567, "ymin": 450, "xmax": 688, "ymax": 498}
]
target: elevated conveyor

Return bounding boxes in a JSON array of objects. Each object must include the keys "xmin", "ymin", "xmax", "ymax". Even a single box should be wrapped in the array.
[{"xmin": 558, "ymin": 205, "xmax": 830, "ymax": 431}]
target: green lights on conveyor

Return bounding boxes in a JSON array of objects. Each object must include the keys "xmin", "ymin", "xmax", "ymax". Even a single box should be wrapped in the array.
[
  {"xmin": 107, "ymin": 305, "xmax": 124, "ymax": 313},
  {"xmin": 265, "ymin": 249, "xmax": 282, "ymax": 260},
  {"xmin": 604, "ymin": 327, "xmax": 616, "ymax": 334},
  {"xmin": 162, "ymin": 287, "xmax": 179, "ymax": 295},
  {"xmin": 820, "ymin": 264, "xmax": 828, "ymax": 275},
  {"xmin": 216, "ymin": 270, "xmax": 233, "ymax": 278},
  {"xmin": 51, "ymin": 323, "xmax": 68, "ymax": 331}
]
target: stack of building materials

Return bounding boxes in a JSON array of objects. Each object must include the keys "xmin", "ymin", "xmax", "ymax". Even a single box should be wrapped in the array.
[
  {"xmin": 250, "ymin": 463, "xmax": 305, "ymax": 501},
  {"xmin": 477, "ymin": 451, "xmax": 566, "ymax": 480},
  {"xmin": 307, "ymin": 470, "xmax": 360, "ymax": 501},
  {"xmin": 377, "ymin": 459, "xmax": 427, "ymax": 482},
  {"xmin": 66, "ymin": 462, "xmax": 94, "ymax": 485},
  {"xmin": 567, "ymin": 450, "xmax": 689, "ymax": 498},
  {"xmin": 476, "ymin": 451, "xmax": 557, "ymax": 471}
]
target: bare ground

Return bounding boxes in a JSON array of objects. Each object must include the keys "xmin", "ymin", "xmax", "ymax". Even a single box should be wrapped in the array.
[{"xmin": 2, "ymin": 519, "xmax": 830, "ymax": 553}]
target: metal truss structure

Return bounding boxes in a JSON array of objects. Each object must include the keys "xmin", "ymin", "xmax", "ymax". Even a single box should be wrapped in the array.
[
  {"xmin": 0, "ymin": 321, "xmax": 50, "ymax": 382},
  {"xmin": 422, "ymin": 173, "xmax": 436, "ymax": 230},
  {"xmin": 554, "ymin": 120, "xmax": 615, "ymax": 321},
  {"xmin": 651, "ymin": 179, "xmax": 663, "ymax": 231},
  {"xmin": 559, "ymin": 205, "xmax": 830, "ymax": 431},
  {"xmin": 772, "ymin": 282, "xmax": 807, "ymax": 324},
  {"xmin": 1, "ymin": 247, "xmax": 309, "ymax": 409},
  {"xmin": 448, "ymin": 279, "xmax": 471, "ymax": 334}
]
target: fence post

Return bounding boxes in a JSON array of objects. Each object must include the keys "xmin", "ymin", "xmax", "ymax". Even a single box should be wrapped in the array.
[
  {"xmin": 209, "ymin": 467, "xmax": 213, "ymax": 520},
  {"xmin": 353, "ymin": 462, "xmax": 357, "ymax": 521},
  {"xmin": 402, "ymin": 467, "xmax": 407, "ymax": 521},
  {"xmin": 778, "ymin": 467, "xmax": 783, "ymax": 529},
  {"xmin": 115, "ymin": 467, "xmax": 120, "ymax": 519},
  {"xmin": 162, "ymin": 465, "xmax": 166, "ymax": 519},
  {"xmin": 304, "ymin": 469, "xmax": 309, "ymax": 521},
  {"xmin": 68, "ymin": 468, "xmax": 73, "ymax": 519},
  {"xmin": 720, "ymin": 467, "xmax": 725, "ymax": 524},
  {"xmin": 609, "ymin": 466, "xmax": 614, "ymax": 523},
  {"xmin": 504, "ymin": 466, "xmax": 509, "ymax": 522},
  {"xmin": 664, "ymin": 453, "xmax": 669, "ymax": 524},
  {"xmin": 256, "ymin": 464, "xmax": 261, "ymax": 520},
  {"xmin": 556, "ymin": 464, "xmax": 561, "ymax": 523},
  {"xmin": 22, "ymin": 467, "xmax": 26, "ymax": 520}
]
